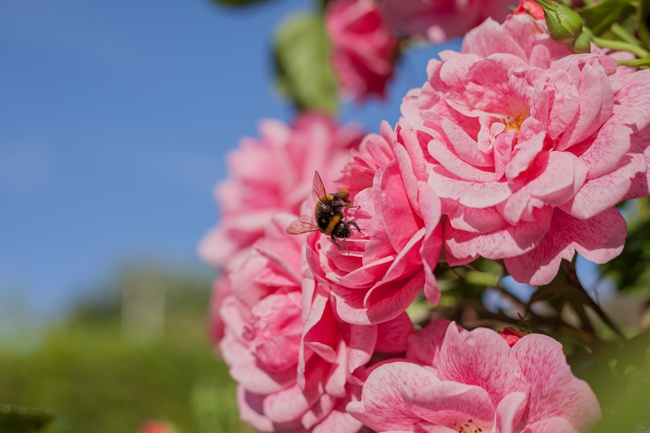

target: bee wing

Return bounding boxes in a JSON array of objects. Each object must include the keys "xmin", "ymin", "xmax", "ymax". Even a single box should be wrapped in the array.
[
  {"xmin": 311, "ymin": 170, "xmax": 328, "ymax": 203},
  {"xmin": 286, "ymin": 216, "xmax": 320, "ymax": 235}
]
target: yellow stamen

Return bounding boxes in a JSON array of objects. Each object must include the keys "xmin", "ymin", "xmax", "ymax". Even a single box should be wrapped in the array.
[
  {"xmin": 453, "ymin": 419, "xmax": 484, "ymax": 433},
  {"xmin": 504, "ymin": 113, "xmax": 528, "ymax": 131}
]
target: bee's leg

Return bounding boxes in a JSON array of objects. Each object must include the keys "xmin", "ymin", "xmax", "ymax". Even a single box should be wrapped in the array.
[
  {"xmin": 343, "ymin": 202, "xmax": 360, "ymax": 209},
  {"xmin": 349, "ymin": 220, "xmax": 363, "ymax": 235},
  {"xmin": 331, "ymin": 235, "xmax": 343, "ymax": 249}
]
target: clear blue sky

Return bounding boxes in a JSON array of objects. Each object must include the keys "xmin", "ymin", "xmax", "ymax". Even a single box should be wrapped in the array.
[{"xmin": 0, "ymin": 0, "xmax": 460, "ymax": 319}]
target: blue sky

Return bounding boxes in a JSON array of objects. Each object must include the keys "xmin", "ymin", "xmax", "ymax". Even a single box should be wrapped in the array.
[{"xmin": 0, "ymin": 0, "xmax": 460, "ymax": 319}]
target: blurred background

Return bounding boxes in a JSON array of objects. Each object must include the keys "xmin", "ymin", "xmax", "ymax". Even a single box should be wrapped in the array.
[{"xmin": 0, "ymin": 0, "xmax": 454, "ymax": 431}]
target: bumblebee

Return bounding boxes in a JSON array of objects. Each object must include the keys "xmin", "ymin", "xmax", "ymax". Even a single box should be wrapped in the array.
[{"xmin": 286, "ymin": 171, "xmax": 363, "ymax": 249}]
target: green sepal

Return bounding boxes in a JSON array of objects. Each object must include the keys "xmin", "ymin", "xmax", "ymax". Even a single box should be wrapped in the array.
[{"xmin": 535, "ymin": 0, "xmax": 584, "ymax": 45}]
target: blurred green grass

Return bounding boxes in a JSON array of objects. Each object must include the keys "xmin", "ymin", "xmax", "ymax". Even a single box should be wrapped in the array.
[{"xmin": 0, "ymin": 264, "xmax": 254, "ymax": 433}]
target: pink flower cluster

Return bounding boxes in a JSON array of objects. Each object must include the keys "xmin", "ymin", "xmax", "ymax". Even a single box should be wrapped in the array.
[
  {"xmin": 202, "ymin": 8, "xmax": 650, "ymax": 433},
  {"xmin": 218, "ymin": 213, "xmax": 414, "ymax": 431},
  {"xmin": 199, "ymin": 113, "xmax": 363, "ymax": 267}
]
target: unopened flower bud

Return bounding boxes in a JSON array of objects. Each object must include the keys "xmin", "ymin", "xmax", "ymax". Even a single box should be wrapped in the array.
[
  {"xmin": 498, "ymin": 327, "xmax": 527, "ymax": 347},
  {"xmin": 572, "ymin": 29, "xmax": 592, "ymax": 53},
  {"xmin": 535, "ymin": 0, "xmax": 583, "ymax": 46},
  {"xmin": 515, "ymin": 0, "xmax": 545, "ymax": 20}
]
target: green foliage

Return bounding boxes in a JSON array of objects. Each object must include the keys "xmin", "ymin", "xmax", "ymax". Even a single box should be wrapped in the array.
[
  {"xmin": 602, "ymin": 200, "xmax": 650, "ymax": 297},
  {"xmin": 579, "ymin": 0, "xmax": 635, "ymax": 35},
  {"xmin": 0, "ymin": 265, "xmax": 251, "ymax": 433},
  {"xmin": 575, "ymin": 330, "xmax": 650, "ymax": 433},
  {"xmin": 0, "ymin": 405, "xmax": 53, "ymax": 433},
  {"xmin": 273, "ymin": 13, "xmax": 339, "ymax": 114},
  {"xmin": 569, "ymin": 0, "xmax": 650, "ymax": 59}
]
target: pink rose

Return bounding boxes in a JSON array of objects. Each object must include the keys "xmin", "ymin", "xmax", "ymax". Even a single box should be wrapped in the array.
[
  {"xmin": 214, "ymin": 210, "xmax": 301, "ymax": 357},
  {"xmin": 399, "ymin": 15, "xmax": 650, "ymax": 285},
  {"xmin": 325, "ymin": 0, "xmax": 398, "ymax": 102},
  {"xmin": 217, "ymin": 214, "xmax": 304, "ymax": 310},
  {"xmin": 218, "ymin": 214, "xmax": 304, "ymax": 393},
  {"xmin": 139, "ymin": 421, "xmax": 174, "ymax": 433},
  {"xmin": 499, "ymin": 327, "xmax": 527, "ymax": 347},
  {"xmin": 514, "ymin": 0, "xmax": 545, "ymax": 20},
  {"xmin": 379, "ymin": 0, "xmax": 517, "ymax": 42},
  {"xmin": 224, "ymin": 277, "xmax": 411, "ymax": 432},
  {"xmin": 306, "ymin": 122, "xmax": 443, "ymax": 325},
  {"xmin": 348, "ymin": 320, "xmax": 601, "ymax": 433},
  {"xmin": 208, "ymin": 274, "xmax": 231, "ymax": 345},
  {"xmin": 218, "ymin": 214, "xmax": 412, "ymax": 432},
  {"xmin": 199, "ymin": 113, "xmax": 363, "ymax": 267}
]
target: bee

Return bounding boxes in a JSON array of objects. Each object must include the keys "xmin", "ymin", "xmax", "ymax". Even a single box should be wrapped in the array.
[{"xmin": 286, "ymin": 171, "xmax": 363, "ymax": 249}]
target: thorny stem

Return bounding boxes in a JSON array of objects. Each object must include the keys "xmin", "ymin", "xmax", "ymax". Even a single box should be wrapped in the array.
[
  {"xmin": 562, "ymin": 261, "xmax": 627, "ymax": 341},
  {"xmin": 456, "ymin": 298, "xmax": 595, "ymax": 346},
  {"xmin": 494, "ymin": 280, "xmax": 528, "ymax": 309},
  {"xmin": 448, "ymin": 261, "xmax": 620, "ymax": 346},
  {"xmin": 497, "ymin": 282, "xmax": 596, "ymax": 345},
  {"xmin": 450, "ymin": 266, "xmax": 596, "ymax": 345}
]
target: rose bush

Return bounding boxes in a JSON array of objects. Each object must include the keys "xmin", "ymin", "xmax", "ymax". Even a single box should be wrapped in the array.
[
  {"xmin": 399, "ymin": 14, "xmax": 650, "ymax": 285},
  {"xmin": 198, "ymin": 1, "xmax": 650, "ymax": 431}
]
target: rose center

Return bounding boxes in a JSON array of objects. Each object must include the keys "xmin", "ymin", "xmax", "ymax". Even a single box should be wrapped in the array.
[
  {"xmin": 452, "ymin": 419, "xmax": 485, "ymax": 433},
  {"xmin": 503, "ymin": 113, "xmax": 528, "ymax": 131}
]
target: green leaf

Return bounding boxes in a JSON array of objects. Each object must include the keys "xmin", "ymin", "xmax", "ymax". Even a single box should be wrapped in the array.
[
  {"xmin": 273, "ymin": 13, "xmax": 338, "ymax": 113},
  {"xmin": 602, "ymin": 204, "xmax": 650, "ymax": 295},
  {"xmin": 0, "ymin": 405, "xmax": 53, "ymax": 432},
  {"xmin": 464, "ymin": 270, "xmax": 500, "ymax": 287},
  {"xmin": 576, "ymin": 332, "xmax": 650, "ymax": 433},
  {"xmin": 638, "ymin": 0, "xmax": 650, "ymax": 46},
  {"xmin": 527, "ymin": 283, "xmax": 567, "ymax": 305},
  {"xmin": 579, "ymin": 0, "xmax": 635, "ymax": 35}
]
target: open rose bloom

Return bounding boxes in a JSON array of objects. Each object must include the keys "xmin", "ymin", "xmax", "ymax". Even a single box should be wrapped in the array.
[
  {"xmin": 399, "ymin": 15, "xmax": 650, "ymax": 285},
  {"xmin": 199, "ymin": 113, "xmax": 363, "ymax": 267},
  {"xmin": 218, "ymin": 214, "xmax": 414, "ymax": 432},
  {"xmin": 306, "ymin": 121, "xmax": 443, "ymax": 325},
  {"xmin": 348, "ymin": 320, "xmax": 601, "ymax": 433}
]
